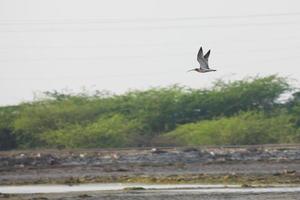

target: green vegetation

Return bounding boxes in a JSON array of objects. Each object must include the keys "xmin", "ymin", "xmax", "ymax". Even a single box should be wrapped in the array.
[
  {"xmin": 0, "ymin": 106, "xmax": 18, "ymax": 150},
  {"xmin": 163, "ymin": 111, "xmax": 298, "ymax": 145},
  {"xmin": 0, "ymin": 75, "xmax": 299, "ymax": 150},
  {"xmin": 42, "ymin": 114, "xmax": 141, "ymax": 148}
]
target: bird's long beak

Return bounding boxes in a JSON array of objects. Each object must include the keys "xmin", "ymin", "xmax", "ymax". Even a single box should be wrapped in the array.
[{"xmin": 187, "ymin": 69, "xmax": 195, "ymax": 72}]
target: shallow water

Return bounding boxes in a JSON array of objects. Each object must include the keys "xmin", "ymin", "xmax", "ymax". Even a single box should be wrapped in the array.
[
  {"xmin": 1, "ymin": 183, "xmax": 300, "ymax": 194},
  {"xmin": 0, "ymin": 183, "xmax": 238, "ymax": 194}
]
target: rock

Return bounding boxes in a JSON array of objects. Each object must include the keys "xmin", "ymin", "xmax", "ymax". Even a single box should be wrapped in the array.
[
  {"xmin": 273, "ymin": 172, "xmax": 281, "ymax": 176},
  {"xmin": 112, "ymin": 153, "xmax": 119, "ymax": 159},
  {"xmin": 182, "ymin": 147, "xmax": 199, "ymax": 152},
  {"xmin": 283, "ymin": 169, "xmax": 296, "ymax": 174},
  {"xmin": 79, "ymin": 153, "xmax": 85, "ymax": 158},
  {"xmin": 241, "ymin": 183, "xmax": 253, "ymax": 188},
  {"xmin": 78, "ymin": 194, "xmax": 92, "ymax": 198},
  {"xmin": 123, "ymin": 187, "xmax": 145, "ymax": 191},
  {"xmin": 32, "ymin": 197, "xmax": 48, "ymax": 200},
  {"xmin": 151, "ymin": 148, "xmax": 167, "ymax": 154}
]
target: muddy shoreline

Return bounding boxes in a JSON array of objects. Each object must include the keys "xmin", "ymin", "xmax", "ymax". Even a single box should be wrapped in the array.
[
  {"xmin": 2, "ymin": 188, "xmax": 300, "ymax": 200},
  {"xmin": 1, "ymin": 145, "xmax": 300, "ymax": 186}
]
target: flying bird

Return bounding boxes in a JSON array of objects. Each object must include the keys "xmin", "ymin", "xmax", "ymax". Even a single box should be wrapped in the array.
[{"xmin": 188, "ymin": 47, "xmax": 216, "ymax": 73}]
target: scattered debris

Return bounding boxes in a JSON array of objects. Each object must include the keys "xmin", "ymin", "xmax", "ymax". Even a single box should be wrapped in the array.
[
  {"xmin": 0, "ymin": 193, "xmax": 11, "ymax": 198},
  {"xmin": 0, "ymin": 145, "xmax": 300, "ymax": 185}
]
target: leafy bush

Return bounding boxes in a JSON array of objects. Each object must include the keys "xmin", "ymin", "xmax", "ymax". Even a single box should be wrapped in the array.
[
  {"xmin": 13, "ymin": 94, "xmax": 113, "ymax": 148},
  {"xmin": 285, "ymin": 91, "xmax": 300, "ymax": 128},
  {"xmin": 0, "ymin": 106, "xmax": 18, "ymax": 150},
  {"xmin": 163, "ymin": 111, "xmax": 299, "ymax": 145},
  {"xmin": 175, "ymin": 75, "xmax": 290, "ymax": 124},
  {"xmin": 41, "ymin": 114, "xmax": 141, "ymax": 148}
]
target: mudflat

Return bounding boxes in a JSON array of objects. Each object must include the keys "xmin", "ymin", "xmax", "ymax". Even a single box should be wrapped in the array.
[
  {"xmin": 1, "ymin": 189, "xmax": 300, "ymax": 200},
  {"xmin": 1, "ymin": 144, "xmax": 300, "ymax": 185}
]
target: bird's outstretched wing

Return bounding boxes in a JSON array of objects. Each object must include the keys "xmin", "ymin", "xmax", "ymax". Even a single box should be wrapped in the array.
[
  {"xmin": 197, "ymin": 47, "xmax": 210, "ymax": 69},
  {"xmin": 197, "ymin": 47, "xmax": 203, "ymax": 62},
  {"xmin": 204, "ymin": 50, "xmax": 210, "ymax": 62}
]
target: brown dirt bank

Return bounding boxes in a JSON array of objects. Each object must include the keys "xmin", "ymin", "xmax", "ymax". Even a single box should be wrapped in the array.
[{"xmin": 1, "ymin": 144, "xmax": 300, "ymax": 185}]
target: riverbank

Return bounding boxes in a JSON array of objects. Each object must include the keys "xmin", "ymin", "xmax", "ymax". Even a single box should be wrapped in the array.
[{"xmin": 1, "ymin": 144, "xmax": 300, "ymax": 186}]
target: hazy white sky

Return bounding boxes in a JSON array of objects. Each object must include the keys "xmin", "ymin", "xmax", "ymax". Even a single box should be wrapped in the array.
[{"xmin": 1, "ymin": 0, "xmax": 300, "ymax": 105}]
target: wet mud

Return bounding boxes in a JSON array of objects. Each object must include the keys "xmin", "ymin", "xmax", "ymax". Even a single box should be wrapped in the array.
[
  {"xmin": 1, "ymin": 145, "xmax": 300, "ymax": 186},
  {"xmin": 2, "ymin": 189, "xmax": 300, "ymax": 200}
]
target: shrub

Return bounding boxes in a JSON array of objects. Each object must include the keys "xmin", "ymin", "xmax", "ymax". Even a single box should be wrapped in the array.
[
  {"xmin": 0, "ymin": 106, "xmax": 18, "ymax": 150},
  {"xmin": 163, "ymin": 111, "xmax": 299, "ymax": 145},
  {"xmin": 41, "ymin": 114, "xmax": 141, "ymax": 148}
]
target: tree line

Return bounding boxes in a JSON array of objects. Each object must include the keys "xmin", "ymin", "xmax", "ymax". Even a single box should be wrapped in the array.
[{"xmin": 0, "ymin": 75, "xmax": 299, "ymax": 150}]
